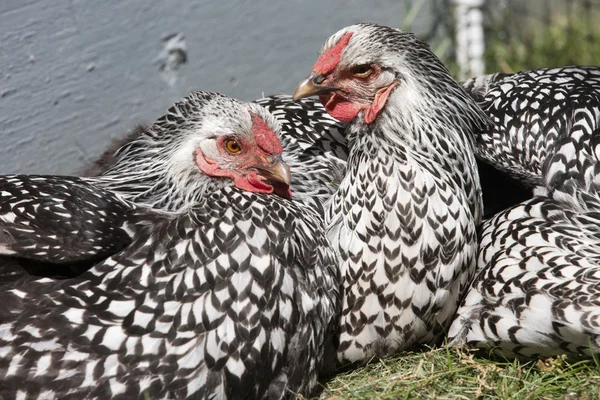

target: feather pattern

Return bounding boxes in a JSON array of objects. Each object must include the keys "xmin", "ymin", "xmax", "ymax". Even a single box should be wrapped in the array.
[
  {"xmin": 0, "ymin": 188, "xmax": 338, "ymax": 399},
  {"xmin": 462, "ymin": 66, "xmax": 600, "ymax": 187},
  {"xmin": 0, "ymin": 175, "xmax": 136, "ymax": 264}
]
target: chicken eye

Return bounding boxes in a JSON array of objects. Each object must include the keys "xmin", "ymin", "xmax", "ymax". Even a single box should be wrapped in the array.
[
  {"xmin": 225, "ymin": 139, "xmax": 241, "ymax": 153},
  {"xmin": 351, "ymin": 64, "xmax": 373, "ymax": 78}
]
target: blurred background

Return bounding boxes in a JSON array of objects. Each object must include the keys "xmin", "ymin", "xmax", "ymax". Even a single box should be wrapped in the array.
[{"xmin": 0, "ymin": 0, "xmax": 598, "ymax": 174}]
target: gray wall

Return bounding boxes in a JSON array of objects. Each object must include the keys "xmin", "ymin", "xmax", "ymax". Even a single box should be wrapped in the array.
[{"xmin": 0, "ymin": 0, "xmax": 432, "ymax": 174}]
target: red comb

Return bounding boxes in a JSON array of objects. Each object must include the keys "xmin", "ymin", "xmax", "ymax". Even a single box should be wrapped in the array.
[
  {"xmin": 313, "ymin": 32, "xmax": 353, "ymax": 75},
  {"xmin": 250, "ymin": 113, "xmax": 283, "ymax": 155}
]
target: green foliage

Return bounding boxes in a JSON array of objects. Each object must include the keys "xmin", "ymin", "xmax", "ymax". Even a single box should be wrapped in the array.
[{"xmin": 485, "ymin": 7, "xmax": 600, "ymax": 74}]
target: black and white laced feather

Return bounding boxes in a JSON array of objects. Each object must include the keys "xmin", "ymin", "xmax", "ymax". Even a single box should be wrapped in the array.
[
  {"xmin": 0, "ymin": 175, "xmax": 144, "ymax": 284},
  {"xmin": 446, "ymin": 66, "xmax": 600, "ymax": 358},
  {"xmin": 462, "ymin": 66, "xmax": 600, "ymax": 188},
  {"xmin": 0, "ymin": 92, "xmax": 339, "ymax": 399}
]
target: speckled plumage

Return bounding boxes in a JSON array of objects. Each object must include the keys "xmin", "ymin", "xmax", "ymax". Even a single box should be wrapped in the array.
[
  {"xmin": 0, "ymin": 92, "xmax": 339, "ymax": 399},
  {"xmin": 306, "ymin": 24, "xmax": 488, "ymax": 363},
  {"xmin": 0, "ymin": 175, "xmax": 141, "ymax": 284},
  {"xmin": 0, "ymin": 175, "xmax": 135, "ymax": 263},
  {"xmin": 462, "ymin": 66, "xmax": 600, "ymax": 188}
]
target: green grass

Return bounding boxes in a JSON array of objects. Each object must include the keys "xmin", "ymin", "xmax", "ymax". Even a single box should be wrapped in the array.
[{"xmin": 313, "ymin": 347, "xmax": 600, "ymax": 399}]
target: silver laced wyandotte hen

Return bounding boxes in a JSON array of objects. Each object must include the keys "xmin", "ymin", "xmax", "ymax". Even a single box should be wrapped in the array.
[
  {"xmin": 292, "ymin": 23, "xmax": 490, "ymax": 365},
  {"xmin": 0, "ymin": 92, "xmax": 339, "ymax": 400},
  {"xmin": 1, "ymin": 93, "xmax": 348, "ymax": 286}
]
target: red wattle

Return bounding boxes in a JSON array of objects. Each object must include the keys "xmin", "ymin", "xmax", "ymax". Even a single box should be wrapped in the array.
[
  {"xmin": 198, "ymin": 150, "xmax": 274, "ymax": 194},
  {"xmin": 246, "ymin": 173, "xmax": 272, "ymax": 192},
  {"xmin": 320, "ymin": 93, "xmax": 361, "ymax": 122},
  {"xmin": 196, "ymin": 149, "xmax": 290, "ymax": 199},
  {"xmin": 364, "ymin": 82, "xmax": 399, "ymax": 124}
]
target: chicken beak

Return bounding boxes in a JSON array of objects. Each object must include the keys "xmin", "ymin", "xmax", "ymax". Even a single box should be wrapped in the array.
[
  {"xmin": 257, "ymin": 159, "xmax": 291, "ymax": 186},
  {"xmin": 292, "ymin": 73, "xmax": 338, "ymax": 100}
]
